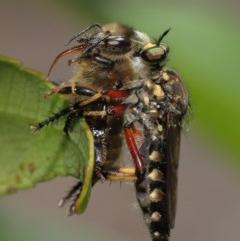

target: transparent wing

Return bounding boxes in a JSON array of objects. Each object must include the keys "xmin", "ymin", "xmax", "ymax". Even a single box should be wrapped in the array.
[{"xmin": 166, "ymin": 118, "xmax": 181, "ymax": 228}]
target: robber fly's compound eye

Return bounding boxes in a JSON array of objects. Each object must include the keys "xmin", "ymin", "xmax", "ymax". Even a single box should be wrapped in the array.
[
  {"xmin": 140, "ymin": 43, "xmax": 169, "ymax": 65},
  {"xmin": 105, "ymin": 36, "xmax": 131, "ymax": 49}
]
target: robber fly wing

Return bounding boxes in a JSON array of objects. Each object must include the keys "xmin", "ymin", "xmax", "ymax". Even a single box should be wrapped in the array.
[{"xmin": 166, "ymin": 119, "xmax": 181, "ymax": 228}]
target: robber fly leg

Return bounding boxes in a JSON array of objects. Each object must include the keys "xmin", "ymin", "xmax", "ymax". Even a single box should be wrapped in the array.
[{"xmin": 124, "ymin": 122, "xmax": 145, "ymax": 178}]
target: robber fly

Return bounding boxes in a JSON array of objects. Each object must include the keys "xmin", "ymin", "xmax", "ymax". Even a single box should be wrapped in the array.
[
  {"xmin": 31, "ymin": 23, "xmax": 142, "ymax": 215},
  {"xmin": 30, "ymin": 22, "xmax": 189, "ymax": 241},
  {"xmin": 120, "ymin": 29, "xmax": 189, "ymax": 241}
]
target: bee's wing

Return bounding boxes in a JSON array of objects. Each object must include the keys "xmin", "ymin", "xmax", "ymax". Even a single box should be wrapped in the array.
[{"xmin": 166, "ymin": 120, "xmax": 181, "ymax": 228}]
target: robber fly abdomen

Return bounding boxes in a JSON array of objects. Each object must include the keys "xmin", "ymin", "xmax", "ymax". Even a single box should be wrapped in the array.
[{"xmin": 126, "ymin": 69, "xmax": 188, "ymax": 241}]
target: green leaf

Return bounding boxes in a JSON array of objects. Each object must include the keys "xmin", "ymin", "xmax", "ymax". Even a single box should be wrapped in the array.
[{"xmin": 0, "ymin": 56, "xmax": 94, "ymax": 211}]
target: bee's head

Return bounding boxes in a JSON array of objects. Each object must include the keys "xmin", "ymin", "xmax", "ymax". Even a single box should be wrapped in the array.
[{"xmin": 93, "ymin": 23, "xmax": 136, "ymax": 60}]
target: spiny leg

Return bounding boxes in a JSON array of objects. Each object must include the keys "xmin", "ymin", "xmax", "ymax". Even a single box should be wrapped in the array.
[
  {"xmin": 58, "ymin": 169, "xmax": 137, "ymax": 216},
  {"xmin": 31, "ymin": 88, "xmax": 112, "ymax": 134},
  {"xmin": 30, "ymin": 105, "xmax": 75, "ymax": 134},
  {"xmin": 58, "ymin": 181, "xmax": 83, "ymax": 216}
]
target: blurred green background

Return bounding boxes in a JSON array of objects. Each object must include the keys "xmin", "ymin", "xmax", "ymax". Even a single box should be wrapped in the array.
[{"xmin": 1, "ymin": 0, "xmax": 240, "ymax": 241}]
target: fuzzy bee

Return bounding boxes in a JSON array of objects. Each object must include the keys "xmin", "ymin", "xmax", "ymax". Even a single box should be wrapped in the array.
[{"xmin": 31, "ymin": 23, "xmax": 142, "ymax": 215}]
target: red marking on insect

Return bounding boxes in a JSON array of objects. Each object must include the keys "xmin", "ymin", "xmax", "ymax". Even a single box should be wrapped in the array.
[{"xmin": 124, "ymin": 127, "xmax": 145, "ymax": 175}]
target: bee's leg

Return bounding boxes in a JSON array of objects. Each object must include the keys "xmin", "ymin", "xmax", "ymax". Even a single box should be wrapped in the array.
[
  {"xmin": 30, "ymin": 105, "xmax": 74, "ymax": 134},
  {"xmin": 44, "ymin": 82, "xmax": 71, "ymax": 97},
  {"xmin": 45, "ymin": 84, "xmax": 107, "ymax": 110},
  {"xmin": 31, "ymin": 97, "xmax": 90, "ymax": 134},
  {"xmin": 45, "ymin": 84, "xmax": 128, "ymax": 109},
  {"xmin": 102, "ymin": 167, "xmax": 136, "ymax": 182},
  {"xmin": 73, "ymin": 89, "xmax": 127, "ymax": 112},
  {"xmin": 37, "ymin": 87, "xmax": 125, "ymax": 134},
  {"xmin": 94, "ymin": 157, "xmax": 106, "ymax": 182},
  {"xmin": 62, "ymin": 109, "xmax": 83, "ymax": 135},
  {"xmin": 44, "ymin": 83, "xmax": 97, "ymax": 98},
  {"xmin": 93, "ymin": 140, "xmax": 106, "ymax": 182},
  {"xmin": 58, "ymin": 181, "xmax": 83, "ymax": 216},
  {"xmin": 92, "ymin": 118, "xmax": 108, "ymax": 182},
  {"xmin": 32, "ymin": 88, "xmax": 104, "ymax": 134}
]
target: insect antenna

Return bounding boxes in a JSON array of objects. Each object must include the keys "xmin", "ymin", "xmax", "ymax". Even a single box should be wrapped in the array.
[
  {"xmin": 65, "ymin": 23, "xmax": 102, "ymax": 46},
  {"xmin": 156, "ymin": 28, "xmax": 171, "ymax": 46}
]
